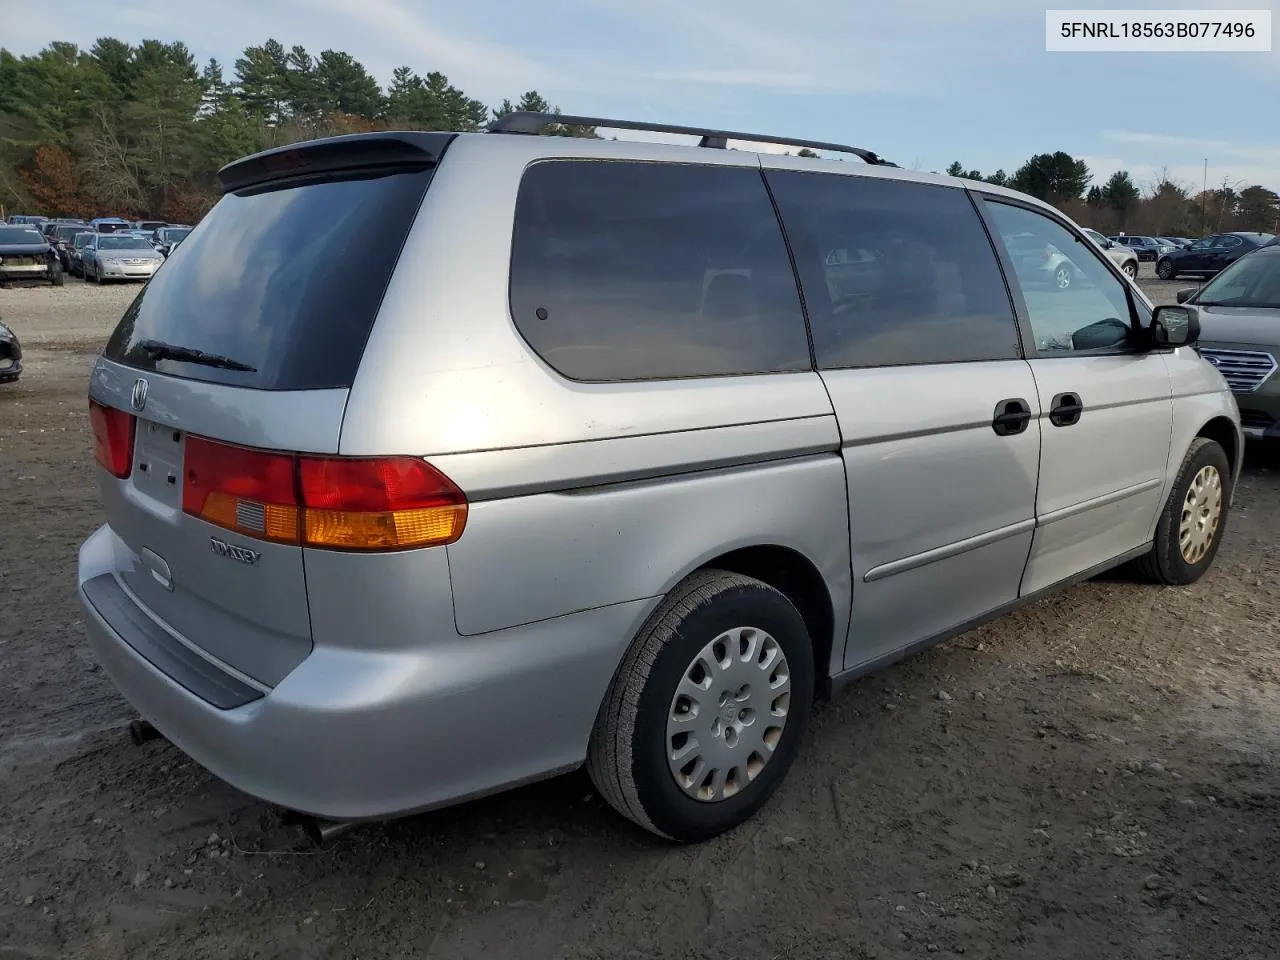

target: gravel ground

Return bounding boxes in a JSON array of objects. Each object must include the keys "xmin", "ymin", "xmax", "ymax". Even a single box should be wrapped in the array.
[{"xmin": 1, "ymin": 269, "xmax": 1277, "ymax": 960}]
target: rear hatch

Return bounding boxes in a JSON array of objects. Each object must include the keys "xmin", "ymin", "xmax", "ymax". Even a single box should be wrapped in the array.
[{"xmin": 87, "ymin": 132, "xmax": 454, "ymax": 689}]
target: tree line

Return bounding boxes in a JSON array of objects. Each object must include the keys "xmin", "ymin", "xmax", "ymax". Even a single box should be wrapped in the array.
[
  {"xmin": 0, "ymin": 38, "xmax": 594, "ymax": 222},
  {"xmin": 943, "ymin": 152, "xmax": 1279, "ymax": 238},
  {"xmin": 2, "ymin": 38, "xmax": 1277, "ymax": 235}
]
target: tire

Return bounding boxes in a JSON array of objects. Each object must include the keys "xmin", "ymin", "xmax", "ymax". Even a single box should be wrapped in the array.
[
  {"xmin": 1122, "ymin": 260, "xmax": 1137, "ymax": 279},
  {"xmin": 1053, "ymin": 263, "xmax": 1073, "ymax": 291},
  {"xmin": 1135, "ymin": 437, "xmax": 1230, "ymax": 585},
  {"xmin": 94, "ymin": 264, "xmax": 104, "ymax": 285},
  {"xmin": 587, "ymin": 569, "xmax": 815, "ymax": 843},
  {"xmin": 50, "ymin": 262, "xmax": 64, "ymax": 286},
  {"xmin": 1157, "ymin": 258, "xmax": 1175, "ymax": 280}
]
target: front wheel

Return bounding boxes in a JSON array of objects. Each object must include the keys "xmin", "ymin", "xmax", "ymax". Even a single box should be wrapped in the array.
[
  {"xmin": 1156, "ymin": 258, "xmax": 1175, "ymax": 280},
  {"xmin": 1135, "ymin": 438, "xmax": 1230, "ymax": 585},
  {"xmin": 587, "ymin": 569, "xmax": 815, "ymax": 843}
]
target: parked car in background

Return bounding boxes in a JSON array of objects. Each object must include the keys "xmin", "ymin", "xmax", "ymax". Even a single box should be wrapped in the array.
[
  {"xmin": 1179, "ymin": 243, "xmax": 1280, "ymax": 444},
  {"xmin": 51, "ymin": 225, "xmax": 91, "ymax": 271},
  {"xmin": 1081, "ymin": 228, "xmax": 1140, "ymax": 278},
  {"xmin": 42, "ymin": 218, "xmax": 86, "ymax": 242},
  {"xmin": 1157, "ymin": 236, "xmax": 1191, "ymax": 249},
  {"xmin": 0, "ymin": 319, "xmax": 22, "ymax": 384},
  {"xmin": 7, "ymin": 215, "xmax": 48, "ymax": 226},
  {"xmin": 1003, "ymin": 231, "xmax": 1079, "ymax": 289},
  {"xmin": 81, "ymin": 233, "xmax": 165, "ymax": 283},
  {"xmin": 1156, "ymin": 232, "xmax": 1276, "ymax": 280},
  {"xmin": 152, "ymin": 225, "xmax": 192, "ymax": 257},
  {"xmin": 0, "ymin": 224, "xmax": 64, "ymax": 286},
  {"xmin": 132, "ymin": 220, "xmax": 169, "ymax": 233},
  {"xmin": 1110, "ymin": 235, "xmax": 1176, "ymax": 262},
  {"xmin": 69, "ymin": 231, "xmax": 96, "ymax": 277},
  {"xmin": 90, "ymin": 217, "xmax": 132, "ymax": 235},
  {"xmin": 76, "ymin": 121, "xmax": 1240, "ymax": 844}
]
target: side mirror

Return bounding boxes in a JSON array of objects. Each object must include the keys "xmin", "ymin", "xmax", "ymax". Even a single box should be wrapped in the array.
[
  {"xmin": 1151, "ymin": 304, "xmax": 1199, "ymax": 347},
  {"xmin": 1175, "ymin": 287, "xmax": 1198, "ymax": 304},
  {"xmin": 1103, "ymin": 239, "xmax": 1115, "ymax": 249},
  {"xmin": 1071, "ymin": 317, "xmax": 1131, "ymax": 351}
]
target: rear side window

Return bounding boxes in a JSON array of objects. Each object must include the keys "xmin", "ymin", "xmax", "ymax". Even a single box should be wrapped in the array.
[
  {"xmin": 104, "ymin": 168, "xmax": 434, "ymax": 390},
  {"xmin": 509, "ymin": 160, "xmax": 811, "ymax": 382},
  {"xmin": 766, "ymin": 170, "xmax": 1021, "ymax": 368}
]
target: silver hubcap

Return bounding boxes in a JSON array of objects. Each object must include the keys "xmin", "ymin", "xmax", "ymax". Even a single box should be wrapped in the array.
[
  {"xmin": 1178, "ymin": 465, "xmax": 1223, "ymax": 564},
  {"xmin": 1056, "ymin": 267, "xmax": 1071, "ymax": 288},
  {"xmin": 1124, "ymin": 263, "xmax": 1136, "ymax": 277},
  {"xmin": 666, "ymin": 627, "xmax": 791, "ymax": 803}
]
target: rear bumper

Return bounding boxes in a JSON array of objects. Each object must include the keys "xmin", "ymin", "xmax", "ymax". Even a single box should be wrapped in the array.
[{"xmin": 77, "ymin": 524, "xmax": 655, "ymax": 820}]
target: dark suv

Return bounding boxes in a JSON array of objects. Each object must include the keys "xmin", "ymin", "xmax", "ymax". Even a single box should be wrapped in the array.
[
  {"xmin": 1109, "ymin": 235, "xmax": 1173, "ymax": 262},
  {"xmin": 1157, "ymin": 232, "xmax": 1276, "ymax": 281}
]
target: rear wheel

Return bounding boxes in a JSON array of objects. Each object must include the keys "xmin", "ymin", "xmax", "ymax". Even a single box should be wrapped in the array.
[
  {"xmin": 1053, "ymin": 263, "xmax": 1073, "ymax": 290},
  {"xmin": 1157, "ymin": 258, "xmax": 1175, "ymax": 280},
  {"xmin": 1122, "ymin": 260, "xmax": 1137, "ymax": 279},
  {"xmin": 1135, "ymin": 438, "xmax": 1230, "ymax": 585},
  {"xmin": 587, "ymin": 569, "xmax": 815, "ymax": 843}
]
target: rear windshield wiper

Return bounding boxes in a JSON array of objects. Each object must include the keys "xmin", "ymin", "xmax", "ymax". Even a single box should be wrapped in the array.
[{"xmin": 137, "ymin": 339, "xmax": 257, "ymax": 372}]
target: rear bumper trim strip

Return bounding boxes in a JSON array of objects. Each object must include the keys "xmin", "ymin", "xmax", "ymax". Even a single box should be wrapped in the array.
[{"xmin": 81, "ymin": 574, "xmax": 264, "ymax": 710}]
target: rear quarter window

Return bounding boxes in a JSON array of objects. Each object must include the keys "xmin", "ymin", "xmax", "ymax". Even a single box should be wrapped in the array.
[
  {"xmin": 509, "ymin": 160, "xmax": 812, "ymax": 382},
  {"xmin": 103, "ymin": 167, "xmax": 434, "ymax": 390}
]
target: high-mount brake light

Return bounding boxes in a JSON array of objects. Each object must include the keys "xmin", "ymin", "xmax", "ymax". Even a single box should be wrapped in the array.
[
  {"xmin": 181, "ymin": 436, "xmax": 468, "ymax": 551},
  {"xmin": 89, "ymin": 400, "xmax": 136, "ymax": 478}
]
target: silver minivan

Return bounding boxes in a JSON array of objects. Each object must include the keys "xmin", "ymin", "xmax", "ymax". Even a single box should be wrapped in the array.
[{"xmin": 79, "ymin": 114, "xmax": 1242, "ymax": 843}]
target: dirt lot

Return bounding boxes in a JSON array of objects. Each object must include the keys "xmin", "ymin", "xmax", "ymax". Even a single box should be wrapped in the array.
[{"xmin": 1, "ymin": 271, "xmax": 1277, "ymax": 960}]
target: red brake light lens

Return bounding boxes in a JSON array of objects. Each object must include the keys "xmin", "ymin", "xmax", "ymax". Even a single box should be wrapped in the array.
[
  {"xmin": 182, "ymin": 436, "xmax": 300, "ymax": 544},
  {"xmin": 299, "ymin": 457, "xmax": 467, "ymax": 550},
  {"xmin": 89, "ymin": 400, "xmax": 136, "ymax": 478},
  {"xmin": 180, "ymin": 437, "xmax": 467, "ymax": 551}
]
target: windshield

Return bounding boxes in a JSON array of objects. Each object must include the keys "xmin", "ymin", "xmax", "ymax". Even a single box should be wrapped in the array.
[
  {"xmin": 99, "ymin": 236, "xmax": 153, "ymax": 251},
  {"xmin": 0, "ymin": 227, "xmax": 45, "ymax": 244},
  {"xmin": 1194, "ymin": 248, "xmax": 1280, "ymax": 308},
  {"xmin": 161, "ymin": 228, "xmax": 191, "ymax": 242}
]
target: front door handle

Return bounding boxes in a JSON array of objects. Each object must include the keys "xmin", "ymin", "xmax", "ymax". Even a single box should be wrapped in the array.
[
  {"xmin": 992, "ymin": 398, "xmax": 1032, "ymax": 437},
  {"xmin": 1049, "ymin": 392, "xmax": 1084, "ymax": 427}
]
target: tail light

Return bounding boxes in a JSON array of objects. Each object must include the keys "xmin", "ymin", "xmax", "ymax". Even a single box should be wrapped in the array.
[
  {"xmin": 182, "ymin": 436, "xmax": 467, "ymax": 551},
  {"xmin": 89, "ymin": 400, "xmax": 136, "ymax": 478}
]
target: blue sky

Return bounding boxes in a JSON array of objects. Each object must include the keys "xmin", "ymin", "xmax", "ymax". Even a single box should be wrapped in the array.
[{"xmin": 6, "ymin": 0, "xmax": 1279, "ymax": 191}]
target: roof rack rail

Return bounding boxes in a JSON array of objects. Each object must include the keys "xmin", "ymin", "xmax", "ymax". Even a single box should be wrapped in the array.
[{"xmin": 486, "ymin": 112, "xmax": 899, "ymax": 167}]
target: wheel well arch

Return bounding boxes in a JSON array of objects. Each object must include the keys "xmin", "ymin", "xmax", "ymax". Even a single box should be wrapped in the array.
[
  {"xmin": 695, "ymin": 545, "xmax": 838, "ymax": 699},
  {"xmin": 1195, "ymin": 416, "xmax": 1239, "ymax": 480}
]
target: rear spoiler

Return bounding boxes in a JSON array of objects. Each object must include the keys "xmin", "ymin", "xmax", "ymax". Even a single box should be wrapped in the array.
[{"xmin": 217, "ymin": 131, "xmax": 457, "ymax": 194}]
